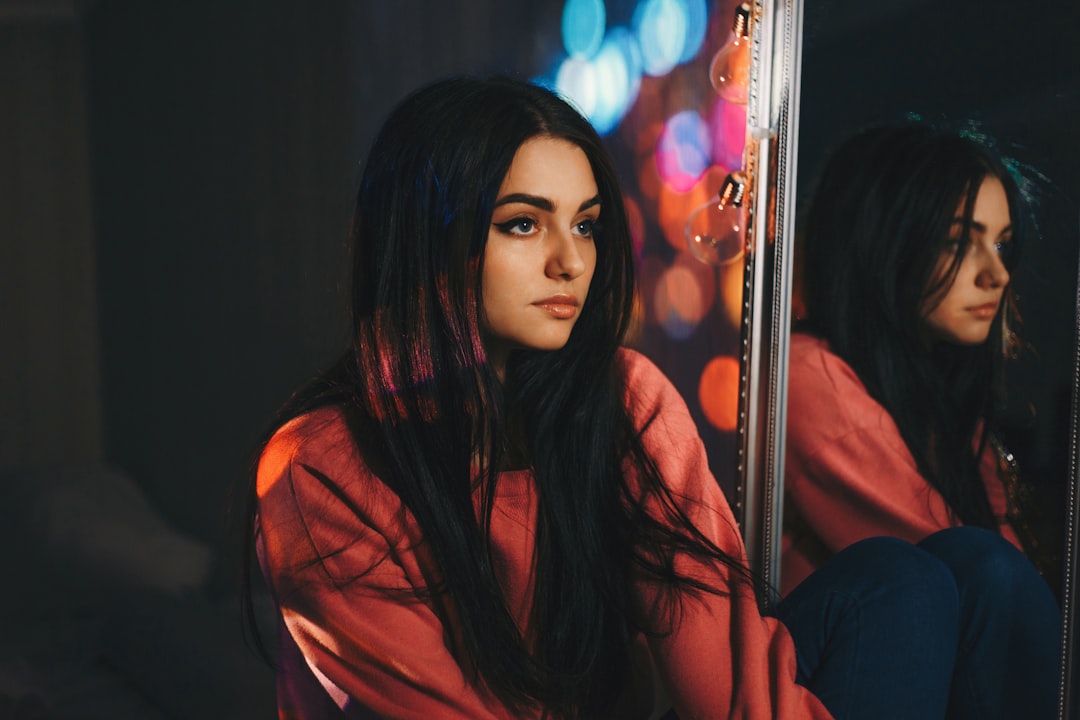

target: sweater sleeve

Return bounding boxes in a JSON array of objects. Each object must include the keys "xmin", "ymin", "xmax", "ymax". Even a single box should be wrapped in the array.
[
  {"xmin": 255, "ymin": 410, "xmax": 515, "ymax": 720},
  {"xmin": 783, "ymin": 334, "xmax": 1022, "ymax": 592},
  {"xmin": 619, "ymin": 349, "xmax": 833, "ymax": 720}
]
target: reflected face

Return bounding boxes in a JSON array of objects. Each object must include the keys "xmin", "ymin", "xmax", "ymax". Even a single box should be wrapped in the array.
[
  {"xmin": 481, "ymin": 136, "xmax": 599, "ymax": 377},
  {"xmin": 923, "ymin": 175, "xmax": 1012, "ymax": 345}
]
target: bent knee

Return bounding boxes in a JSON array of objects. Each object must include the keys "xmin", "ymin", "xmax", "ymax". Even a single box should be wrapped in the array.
[
  {"xmin": 844, "ymin": 536, "xmax": 959, "ymax": 604},
  {"xmin": 919, "ymin": 526, "xmax": 1044, "ymax": 597}
]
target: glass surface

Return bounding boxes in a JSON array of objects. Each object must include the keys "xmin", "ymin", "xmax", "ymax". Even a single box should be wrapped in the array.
[{"xmin": 739, "ymin": 0, "xmax": 1080, "ymax": 715}]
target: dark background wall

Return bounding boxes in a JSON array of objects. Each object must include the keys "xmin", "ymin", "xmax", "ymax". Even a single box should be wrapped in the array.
[
  {"xmin": 2, "ymin": 0, "xmax": 1077, "ymax": 717},
  {"xmin": 3, "ymin": 2, "xmax": 567, "ymax": 716},
  {"xmin": 86, "ymin": 0, "xmax": 565, "ymax": 552}
]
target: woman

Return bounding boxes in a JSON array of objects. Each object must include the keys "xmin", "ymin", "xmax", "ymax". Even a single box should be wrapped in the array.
[
  {"xmin": 250, "ymin": 80, "xmax": 1056, "ymax": 719},
  {"xmin": 782, "ymin": 123, "xmax": 1055, "ymax": 585}
]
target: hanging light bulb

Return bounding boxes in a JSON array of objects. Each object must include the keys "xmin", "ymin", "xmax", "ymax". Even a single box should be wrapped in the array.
[
  {"xmin": 709, "ymin": 2, "xmax": 751, "ymax": 104},
  {"xmin": 685, "ymin": 171, "xmax": 748, "ymax": 266}
]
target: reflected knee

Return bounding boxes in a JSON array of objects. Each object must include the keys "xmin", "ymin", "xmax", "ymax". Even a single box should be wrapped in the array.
[
  {"xmin": 920, "ymin": 526, "xmax": 1037, "ymax": 596},
  {"xmin": 847, "ymin": 536, "xmax": 959, "ymax": 612}
]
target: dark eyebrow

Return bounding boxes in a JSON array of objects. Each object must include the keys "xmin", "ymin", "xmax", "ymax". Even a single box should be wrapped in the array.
[
  {"xmin": 493, "ymin": 193, "xmax": 602, "ymax": 213},
  {"xmin": 578, "ymin": 195, "xmax": 601, "ymax": 212},
  {"xmin": 950, "ymin": 218, "xmax": 1013, "ymax": 236},
  {"xmin": 494, "ymin": 193, "xmax": 553, "ymax": 211}
]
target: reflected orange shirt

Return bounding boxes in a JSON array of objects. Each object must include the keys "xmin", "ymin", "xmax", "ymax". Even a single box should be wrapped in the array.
[{"xmin": 782, "ymin": 333, "xmax": 1022, "ymax": 597}]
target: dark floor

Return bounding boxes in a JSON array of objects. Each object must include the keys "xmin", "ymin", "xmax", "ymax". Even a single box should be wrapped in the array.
[{"xmin": 2, "ymin": 466, "xmax": 277, "ymax": 720}]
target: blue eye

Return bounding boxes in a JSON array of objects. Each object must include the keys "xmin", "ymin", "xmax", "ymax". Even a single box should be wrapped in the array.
[
  {"xmin": 494, "ymin": 218, "xmax": 536, "ymax": 235},
  {"xmin": 575, "ymin": 218, "xmax": 599, "ymax": 238}
]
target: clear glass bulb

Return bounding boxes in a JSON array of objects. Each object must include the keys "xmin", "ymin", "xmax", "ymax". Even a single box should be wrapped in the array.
[
  {"xmin": 709, "ymin": 3, "xmax": 751, "ymax": 105},
  {"xmin": 685, "ymin": 172, "xmax": 748, "ymax": 266}
]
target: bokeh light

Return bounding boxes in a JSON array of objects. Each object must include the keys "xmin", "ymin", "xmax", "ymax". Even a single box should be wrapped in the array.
[
  {"xmin": 634, "ymin": 0, "xmax": 689, "ymax": 77},
  {"xmin": 606, "ymin": 26, "xmax": 644, "ymax": 99},
  {"xmin": 562, "ymin": 0, "xmax": 606, "ymax": 59},
  {"xmin": 674, "ymin": 250, "xmax": 716, "ymax": 312},
  {"xmin": 654, "ymin": 110, "xmax": 710, "ymax": 192},
  {"xmin": 653, "ymin": 268, "xmax": 700, "ymax": 339},
  {"xmin": 698, "ymin": 355, "xmax": 740, "ymax": 431},
  {"xmin": 657, "ymin": 164, "xmax": 728, "ymax": 251},
  {"xmin": 653, "ymin": 260, "xmax": 713, "ymax": 339},
  {"xmin": 638, "ymin": 255, "xmax": 668, "ymax": 326},
  {"xmin": 718, "ymin": 253, "xmax": 745, "ymax": 329},
  {"xmin": 554, "ymin": 57, "xmax": 596, "ymax": 119},
  {"xmin": 709, "ymin": 95, "xmax": 747, "ymax": 171},
  {"xmin": 589, "ymin": 30, "xmax": 642, "ymax": 134},
  {"xmin": 554, "ymin": 28, "xmax": 643, "ymax": 136},
  {"xmin": 679, "ymin": 0, "xmax": 709, "ymax": 62}
]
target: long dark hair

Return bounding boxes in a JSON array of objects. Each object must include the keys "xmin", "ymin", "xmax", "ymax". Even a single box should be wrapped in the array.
[
  {"xmin": 798, "ymin": 123, "xmax": 1028, "ymax": 529},
  {"xmin": 244, "ymin": 76, "xmax": 749, "ymax": 717}
]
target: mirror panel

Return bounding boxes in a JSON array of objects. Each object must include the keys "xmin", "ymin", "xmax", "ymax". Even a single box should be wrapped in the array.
[{"xmin": 738, "ymin": 0, "xmax": 1080, "ymax": 715}]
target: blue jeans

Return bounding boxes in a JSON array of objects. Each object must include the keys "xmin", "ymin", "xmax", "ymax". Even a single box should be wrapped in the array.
[{"xmin": 773, "ymin": 527, "xmax": 1061, "ymax": 719}]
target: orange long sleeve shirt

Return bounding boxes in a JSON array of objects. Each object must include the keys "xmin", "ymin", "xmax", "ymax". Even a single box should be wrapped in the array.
[
  {"xmin": 782, "ymin": 333, "xmax": 1022, "ymax": 596},
  {"xmin": 256, "ymin": 348, "xmax": 832, "ymax": 719}
]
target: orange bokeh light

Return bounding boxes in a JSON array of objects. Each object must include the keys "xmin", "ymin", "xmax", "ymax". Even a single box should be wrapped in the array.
[
  {"xmin": 657, "ymin": 164, "xmax": 729, "ymax": 252},
  {"xmin": 718, "ymin": 255, "xmax": 745, "ymax": 329},
  {"xmin": 673, "ymin": 250, "xmax": 716, "ymax": 312},
  {"xmin": 654, "ymin": 264, "xmax": 707, "ymax": 327},
  {"xmin": 698, "ymin": 354, "xmax": 741, "ymax": 431}
]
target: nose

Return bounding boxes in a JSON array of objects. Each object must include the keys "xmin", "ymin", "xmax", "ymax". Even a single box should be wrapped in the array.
[
  {"xmin": 546, "ymin": 229, "xmax": 587, "ymax": 280},
  {"xmin": 975, "ymin": 243, "xmax": 1010, "ymax": 289}
]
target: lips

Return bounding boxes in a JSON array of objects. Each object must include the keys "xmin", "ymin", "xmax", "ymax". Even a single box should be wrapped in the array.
[
  {"xmin": 967, "ymin": 301, "xmax": 1000, "ymax": 320},
  {"xmin": 533, "ymin": 294, "xmax": 579, "ymax": 319}
]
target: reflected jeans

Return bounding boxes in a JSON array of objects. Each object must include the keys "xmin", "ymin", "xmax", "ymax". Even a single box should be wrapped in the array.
[{"xmin": 773, "ymin": 527, "xmax": 1061, "ymax": 720}]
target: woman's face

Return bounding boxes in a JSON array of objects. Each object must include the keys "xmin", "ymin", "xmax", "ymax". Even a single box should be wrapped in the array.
[
  {"xmin": 481, "ymin": 136, "xmax": 599, "ymax": 378},
  {"xmin": 923, "ymin": 175, "xmax": 1012, "ymax": 345}
]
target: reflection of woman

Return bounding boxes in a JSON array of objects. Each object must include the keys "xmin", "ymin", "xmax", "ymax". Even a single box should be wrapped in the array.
[
  {"xmin": 248, "ymin": 82, "xmax": 1056, "ymax": 719},
  {"xmin": 783, "ymin": 123, "xmax": 1045, "ymax": 591}
]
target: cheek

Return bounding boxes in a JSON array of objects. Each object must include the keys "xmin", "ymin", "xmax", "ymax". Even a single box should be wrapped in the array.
[
  {"xmin": 479, "ymin": 252, "xmax": 517, "ymax": 316},
  {"xmin": 583, "ymin": 244, "xmax": 599, "ymax": 285},
  {"xmin": 922, "ymin": 285, "xmax": 957, "ymax": 326},
  {"xmin": 920, "ymin": 256, "xmax": 963, "ymax": 315},
  {"xmin": 928, "ymin": 252, "xmax": 959, "ymax": 289},
  {"xmin": 479, "ymin": 275, "xmax": 500, "ymax": 323}
]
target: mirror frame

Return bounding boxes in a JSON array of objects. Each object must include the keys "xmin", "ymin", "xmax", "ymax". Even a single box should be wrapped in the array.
[
  {"xmin": 1062, "ymin": 277, "xmax": 1079, "ymax": 717},
  {"xmin": 735, "ymin": 0, "xmax": 802, "ymax": 602},
  {"xmin": 736, "ymin": 1, "xmax": 1079, "ymax": 716}
]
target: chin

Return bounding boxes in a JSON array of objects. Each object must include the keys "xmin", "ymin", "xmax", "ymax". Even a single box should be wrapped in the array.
[
  {"xmin": 941, "ymin": 331, "xmax": 993, "ymax": 346},
  {"xmin": 927, "ymin": 327, "xmax": 992, "ymax": 347},
  {"xmin": 534, "ymin": 337, "xmax": 573, "ymax": 352}
]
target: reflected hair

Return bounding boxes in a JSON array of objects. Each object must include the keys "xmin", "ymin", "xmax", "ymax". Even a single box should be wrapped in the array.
[
  {"xmin": 246, "ymin": 76, "xmax": 749, "ymax": 717},
  {"xmin": 798, "ymin": 122, "xmax": 1030, "ymax": 528}
]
